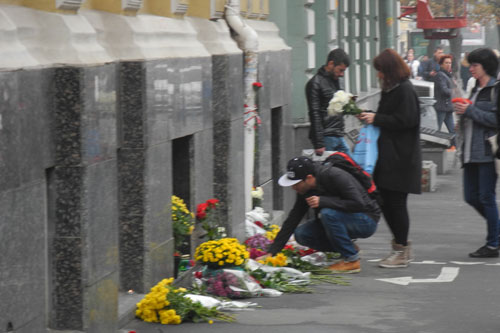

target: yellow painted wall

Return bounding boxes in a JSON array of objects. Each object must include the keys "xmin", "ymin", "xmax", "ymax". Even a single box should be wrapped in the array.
[
  {"xmin": 82, "ymin": 0, "xmax": 140, "ymax": 15},
  {"xmin": 187, "ymin": 0, "xmax": 225, "ymax": 19},
  {"xmin": 141, "ymin": 0, "xmax": 190, "ymax": 18},
  {"xmin": 0, "ymin": 0, "xmax": 75, "ymax": 13}
]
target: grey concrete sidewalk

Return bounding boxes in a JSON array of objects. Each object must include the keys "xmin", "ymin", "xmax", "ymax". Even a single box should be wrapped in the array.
[{"xmin": 120, "ymin": 164, "xmax": 500, "ymax": 333}]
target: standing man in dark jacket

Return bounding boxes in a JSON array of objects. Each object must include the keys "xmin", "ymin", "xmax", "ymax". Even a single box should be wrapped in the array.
[
  {"xmin": 260, "ymin": 156, "xmax": 380, "ymax": 273},
  {"xmin": 421, "ymin": 46, "xmax": 444, "ymax": 82},
  {"xmin": 306, "ymin": 48, "xmax": 351, "ymax": 156}
]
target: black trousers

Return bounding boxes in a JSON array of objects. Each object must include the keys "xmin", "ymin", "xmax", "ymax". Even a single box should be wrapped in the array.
[{"xmin": 379, "ymin": 188, "xmax": 410, "ymax": 246}]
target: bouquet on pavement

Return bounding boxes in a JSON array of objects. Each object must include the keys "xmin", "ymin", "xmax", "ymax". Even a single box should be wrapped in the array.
[{"xmin": 327, "ymin": 90, "xmax": 363, "ymax": 116}]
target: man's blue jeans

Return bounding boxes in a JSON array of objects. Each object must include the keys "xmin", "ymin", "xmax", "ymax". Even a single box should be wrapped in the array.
[
  {"xmin": 294, "ymin": 208, "xmax": 377, "ymax": 262},
  {"xmin": 323, "ymin": 136, "xmax": 351, "ymax": 155},
  {"xmin": 463, "ymin": 162, "xmax": 500, "ymax": 248}
]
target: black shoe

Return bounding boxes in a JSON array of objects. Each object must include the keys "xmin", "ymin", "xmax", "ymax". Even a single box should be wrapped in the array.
[{"xmin": 469, "ymin": 245, "xmax": 499, "ymax": 258}]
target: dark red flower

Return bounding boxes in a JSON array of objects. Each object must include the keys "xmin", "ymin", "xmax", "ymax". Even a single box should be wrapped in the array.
[
  {"xmin": 206, "ymin": 198, "xmax": 219, "ymax": 208},
  {"xmin": 254, "ymin": 221, "xmax": 264, "ymax": 228},
  {"xmin": 196, "ymin": 211, "xmax": 206, "ymax": 220},
  {"xmin": 197, "ymin": 202, "xmax": 208, "ymax": 212},
  {"xmin": 194, "ymin": 271, "xmax": 203, "ymax": 279}
]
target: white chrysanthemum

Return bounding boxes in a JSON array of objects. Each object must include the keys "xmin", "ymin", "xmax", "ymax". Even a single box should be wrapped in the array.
[
  {"xmin": 251, "ymin": 187, "xmax": 264, "ymax": 200},
  {"xmin": 327, "ymin": 90, "xmax": 353, "ymax": 116}
]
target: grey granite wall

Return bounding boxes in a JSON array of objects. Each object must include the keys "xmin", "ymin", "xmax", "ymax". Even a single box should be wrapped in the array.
[
  {"xmin": 211, "ymin": 54, "xmax": 245, "ymax": 240},
  {"xmin": 0, "ymin": 28, "xmax": 291, "ymax": 333},
  {"xmin": 118, "ymin": 57, "xmax": 214, "ymax": 293},
  {"xmin": 0, "ymin": 68, "xmax": 53, "ymax": 333},
  {"xmin": 51, "ymin": 64, "xmax": 119, "ymax": 331}
]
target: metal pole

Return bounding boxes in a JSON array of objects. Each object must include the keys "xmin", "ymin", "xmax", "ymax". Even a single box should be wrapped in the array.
[{"xmin": 379, "ymin": 0, "xmax": 395, "ymax": 50}]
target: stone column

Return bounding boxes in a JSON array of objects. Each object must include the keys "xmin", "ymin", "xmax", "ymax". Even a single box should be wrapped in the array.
[{"xmin": 51, "ymin": 64, "xmax": 119, "ymax": 332}]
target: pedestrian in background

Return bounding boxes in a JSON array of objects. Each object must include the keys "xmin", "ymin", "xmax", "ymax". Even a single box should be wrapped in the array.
[
  {"xmin": 434, "ymin": 54, "xmax": 456, "ymax": 149},
  {"xmin": 359, "ymin": 48, "xmax": 421, "ymax": 268},
  {"xmin": 405, "ymin": 52, "xmax": 420, "ymax": 79},
  {"xmin": 460, "ymin": 52, "xmax": 471, "ymax": 91},
  {"xmin": 421, "ymin": 46, "xmax": 444, "ymax": 82},
  {"xmin": 454, "ymin": 48, "xmax": 499, "ymax": 258},
  {"xmin": 305, "ymin": 48, "xmax": 351, "ymax": 156}
]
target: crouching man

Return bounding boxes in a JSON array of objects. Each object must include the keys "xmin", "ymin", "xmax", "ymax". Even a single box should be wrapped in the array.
[{"xmin": 261, "ymin": 156, "xmax": 380, "ymax": 273}]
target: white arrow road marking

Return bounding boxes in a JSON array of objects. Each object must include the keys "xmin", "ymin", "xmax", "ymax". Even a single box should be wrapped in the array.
[
  {"xmin": 376, "ymin": 267, "xmax": 460, "ymax": 286},
  {"xmin": 410, "ymin": 261, "xmax": 447, "ymax": 265},
  {"xmin": 449, "ymin": 261, "xmax": 485, "ymax": 265}
]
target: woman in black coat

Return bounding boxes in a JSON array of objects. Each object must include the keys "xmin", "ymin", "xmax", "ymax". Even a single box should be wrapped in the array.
[{"xmin": 359, "ymin": 48, "xmax": 422, "ymax": 268}]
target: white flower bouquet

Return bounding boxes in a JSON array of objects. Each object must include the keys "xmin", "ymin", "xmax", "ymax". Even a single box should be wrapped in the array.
[{"xmin": 327, "ymin": 90, "xmax": 363, "ymax": 116}]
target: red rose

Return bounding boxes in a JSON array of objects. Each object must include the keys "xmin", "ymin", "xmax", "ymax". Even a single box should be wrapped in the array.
[
  {"xmin": 252, "ymin": 82, "xmax": 263, "ymax": 88},
  {"xmin": 197, "ymin": 202, "xmax": 208, "ymax": 213},
  {"xmin": 196, "ymin": 211, "xmax": 206, "ymax": 220},
  {"xmin": 206, "ymin": 198, "xmax": 219, "ymax": 208},
  {"xmin": 254, "ymin": 221, "xmax": 264, "ymax": 228},
  {"xmin": 194, "ymin": 271, "xmax": 203, "ymax": 279}
]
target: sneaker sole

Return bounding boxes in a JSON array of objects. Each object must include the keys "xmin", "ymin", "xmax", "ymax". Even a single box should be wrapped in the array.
[
  {"xmin": 329, "ymin": 268, "xmax": 361, "ymax": 274},
  {"xmin": 469, "ymin": 254, "xmax": 499, "ymax": 258}
]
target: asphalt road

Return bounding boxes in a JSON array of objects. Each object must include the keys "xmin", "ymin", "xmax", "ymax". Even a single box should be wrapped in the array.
[{"xmin": 121, "ymin": 164, "xmax": 500, "ymax": 333}]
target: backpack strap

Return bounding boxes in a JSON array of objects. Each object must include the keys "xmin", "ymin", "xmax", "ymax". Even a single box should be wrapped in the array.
[{"xmin": 327, "ymin": 152, "xmax": 377, "ymax": 194}]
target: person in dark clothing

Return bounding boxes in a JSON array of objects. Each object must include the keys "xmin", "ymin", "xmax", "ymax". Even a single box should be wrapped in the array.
[
  {"xmin": 434, "ymin": 54, "xmax": 456, "ymax": 148},
  {"xmin": 260, "ymin": 156, "xmax": 380, "ymax": 274},
  {"xmin": 460, "ymin": 52, "xmax": 471, "ymax": 91},
  {"xmin": 359, "ymin": 49, "xmax": 422, "ymax": 268},
  {"xmin": 305, "ymin": 49, "xmax": 351, "ymax": 156},
  {"xmin": 455, "ymin": 48, "xmax": 499, "ymax": 258},
  {"xmin": 421, "ymin": 46, "xmax": 444, "ymax": 82}
]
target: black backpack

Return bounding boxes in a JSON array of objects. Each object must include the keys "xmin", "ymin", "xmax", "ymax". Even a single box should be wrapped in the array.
[{"xmin": 322, "ymin": 152, "xmax": 382, "ymax": 206}]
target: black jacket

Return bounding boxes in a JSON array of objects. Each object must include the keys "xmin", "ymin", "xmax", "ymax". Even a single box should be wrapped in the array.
[
  {"xmin": 305, "ymin": 67, "xmax": 345, "ymax": 149},
  {"xmin": 421, "ymin": 58, "xmax": 440, "ymax": 82},
  {"xmin": 373, "ymin": 79, "xmax": 422, "ymax": 194},
  {"xmin": 434, "ymin": 69, "xmax": 454, "ymax": 113},
  {"xmin": 267, "ymin": 164, "xmax": 381, "ymax": 255}
]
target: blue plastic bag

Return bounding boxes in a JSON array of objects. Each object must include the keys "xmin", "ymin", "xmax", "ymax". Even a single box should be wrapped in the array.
[{"xmin": 352, "ymin": 124, "xmax": 380, "ymax": 175}]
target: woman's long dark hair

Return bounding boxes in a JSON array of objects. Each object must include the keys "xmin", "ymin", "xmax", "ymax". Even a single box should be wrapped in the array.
[{"xmin": 373, "ymin": 48, "xmax": 411, "ymax": 90}]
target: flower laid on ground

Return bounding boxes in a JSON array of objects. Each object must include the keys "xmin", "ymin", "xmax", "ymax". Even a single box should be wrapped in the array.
[
  {"xmin": 135, "ymin": 278, "xmax": 233, "ymax": 325},
  {"xmin": 205, "ymin": 271, "xmax": 249, "ymax": 299},
  {"xmin": 196, "ymin": 198, "xmax": 226, "ymax": 240},
  {"xmin": 281, "ymin": 247, "xmax": 350, "ymax": 286},
  {"xmin": 258, "ymin": 253, "xmax": 288, "ymax": 267},
  {"xmin": 283, "ymin": 244, "xmax": 316, "ymax": 257},
  {"xmin": 265, "ymin": 224, "xmax": 280, "ymax": 241},
  {"xmin": 195, "ymin": 238, "xmax": 250, "ymax": 268},
  {"xmin": 252, "ymin": 82, "xmax": 263, "ymax": 88},
  {"xmin": 327, "ymin": 90, "xmax": 363, "ymax": 116},
  {"xmin": 248, "ymin": 247, "xmax": 267, "ymax": 259},
  {"xmin": 245, "ymin": 234, "xmax": 272, "ymax": 251},
  {"xmin": 170, "ymin": 196, "xmax": 194, "ymax": 253},
  {"xmin": 249, "ymin": 269, "xmax": 312, "ymax": 293}
]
